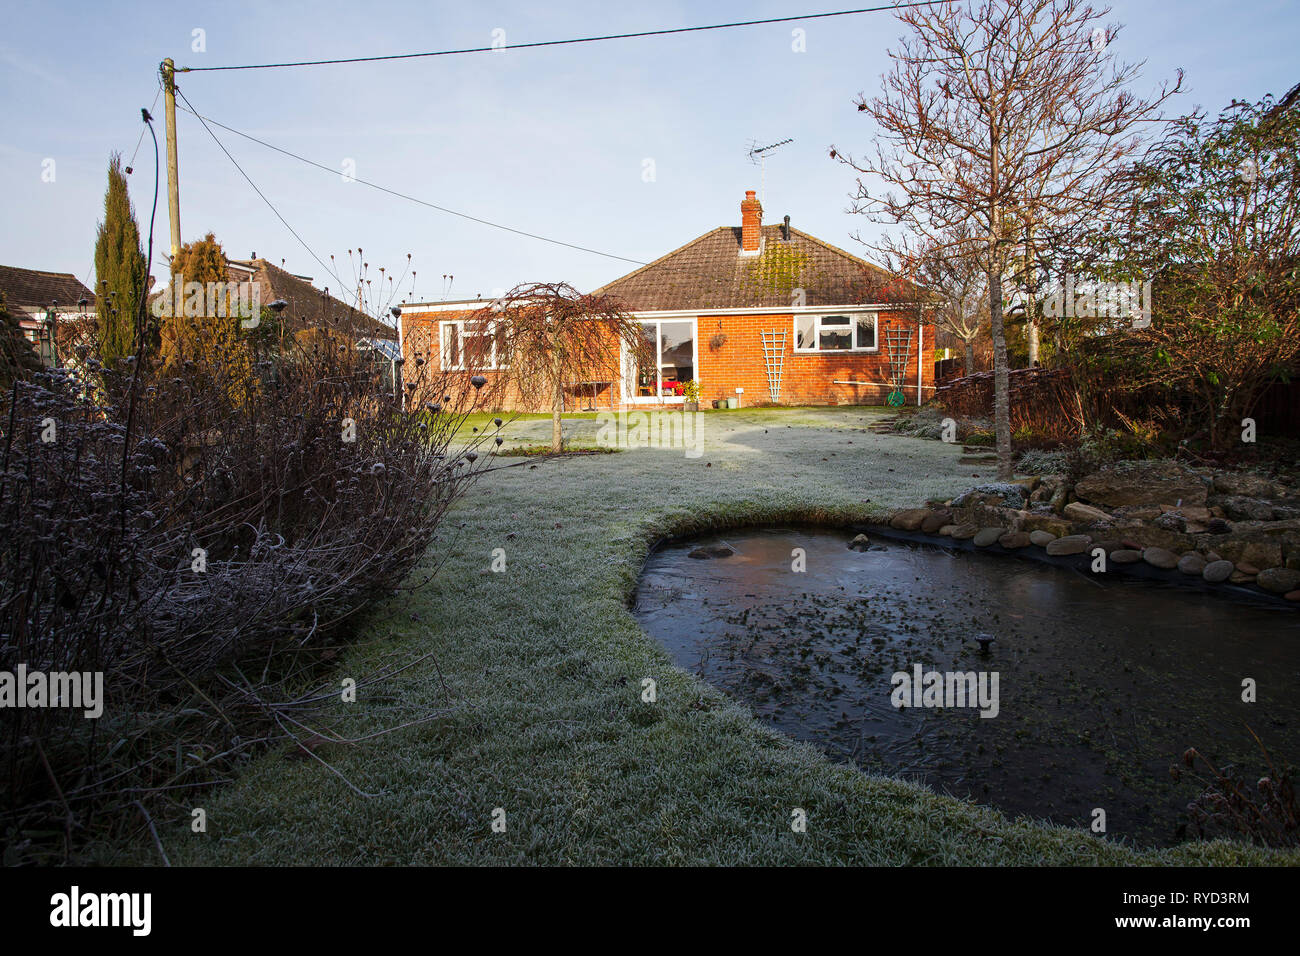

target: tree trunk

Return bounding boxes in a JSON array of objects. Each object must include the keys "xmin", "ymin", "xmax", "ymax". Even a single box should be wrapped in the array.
[
  {"xmin": 964, "ymin": 338, "xmax": 976, "ymax": 376},
  {"xmin": 1024, "ymin": 225, "xmax": 1039, "ymax": 367},
  {"xmin": 989, "ymin": 267, "xmax": 1014, "ymax": 480},
  {"xmin": 550, "ymin": 346, "xmax": 564, "ymax": 453},
  {"xmin": 988, "ymin": 131, "xmax": 1013, "ymax": 480}
]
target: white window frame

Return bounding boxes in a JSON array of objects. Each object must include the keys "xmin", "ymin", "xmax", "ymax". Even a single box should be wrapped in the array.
[
  {"xmin": 792, "ymin": 312, "xmax": 878, "ymax": 353},
  {"xmin": 622, "ymin": 317, "xmax": 699, "ymax": 405},
  {"xmin": 439, "ymin": 318, "xmax": 509, "ymax": 371}
]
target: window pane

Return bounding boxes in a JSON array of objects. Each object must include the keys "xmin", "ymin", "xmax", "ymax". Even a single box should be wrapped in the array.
[
  {"xmin": 494, "ymin": 324, "xmax": 510, "ymax": 368},
  {"xmin": 463, "ymin": 332, "xmax": 491, "ymax": 368},
  {"xmin": 795, "ymin": 315, "xmax": 816, "ymax": 349},
  {"xmin": 441, "ymin": 324, "xmax": 459, "ymax": 369},
  {"xmin": 659, "ymin": 320, "xmax": 693, "ymax": 383},
  {"xmin": 819, "ymin": 323, "xmax": 851, "ymax": 350},
  {"xmin": 821, "ymin": 315, "xmax": 850, "ymax": 325},
  {"xmin": 855, "ymin": 315, "xmax": 876, "ymax": 349},
  {"xmin": 636, "ymin": 323, "xmax": 657, "ymax": 394}
]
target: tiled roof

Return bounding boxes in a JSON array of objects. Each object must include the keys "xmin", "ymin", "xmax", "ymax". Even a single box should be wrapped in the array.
[
  {"xmin": 592, "ymin": 225, "xmax": 907, "ymax": 312},
  {"xmin": 0, "ymin": 265, "xmax": 95, "ymax": 310},
  {"xmin": 229, "ymin": 259, "xmax": 396, "ymax": 338}
]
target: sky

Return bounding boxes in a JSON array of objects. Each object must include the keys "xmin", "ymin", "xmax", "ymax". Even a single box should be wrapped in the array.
[{"xmin": 2, "ymin": 0, "xmax": 1297, "ymax": 312}]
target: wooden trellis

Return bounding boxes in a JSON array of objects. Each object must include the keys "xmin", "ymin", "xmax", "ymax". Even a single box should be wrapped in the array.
[
  {"xmin": 884, "ymin": 326, "xmax": 914, "ymax": 407},
  {"xmin": 761, "ymin": 329, "xmax": 786, "ymax": 403}
]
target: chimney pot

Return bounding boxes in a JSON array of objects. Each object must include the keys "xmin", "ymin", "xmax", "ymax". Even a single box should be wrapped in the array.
[{"xmin": 741, "ymin": 190, "xmax": 763, "ymax": 253}]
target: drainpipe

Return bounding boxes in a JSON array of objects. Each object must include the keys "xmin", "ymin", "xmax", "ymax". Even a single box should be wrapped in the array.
[
  {"xmin": 916, "ymin": 304, "xmax": 924, "ymax": 406},
  {"xmin": 395, "ymin": 308, "xmax": 405, "ymax": 410}
]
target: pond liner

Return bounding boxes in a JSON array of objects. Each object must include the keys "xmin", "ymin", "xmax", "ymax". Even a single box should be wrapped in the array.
[{"xmin": 850, "ymin": 522, "xmax": 1299, "ymax": 612}]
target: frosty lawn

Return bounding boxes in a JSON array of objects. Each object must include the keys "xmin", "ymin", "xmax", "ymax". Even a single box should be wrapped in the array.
[{"xmin": 128, "ymin": 407, "xmax": 1292, "ymax": 865}]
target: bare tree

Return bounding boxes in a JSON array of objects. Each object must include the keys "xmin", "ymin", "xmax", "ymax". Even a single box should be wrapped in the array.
[
  {"xmin": 889, "ymin": 225, "xmax": 989, "ymax": 374},
  {"xmin": 480, "ymin": 282, "xmax": 650, "ymax": 453},
  {"xmin": 834, "ymin": 0, "xmax": 1180, "ymax": 478}
]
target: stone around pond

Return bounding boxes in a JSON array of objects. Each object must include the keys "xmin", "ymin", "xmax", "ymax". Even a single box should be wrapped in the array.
[
  {"xmin": 1046, "ymin": 534, "xmax": 1092, "ymax": 556},
  {"xmin": 1111, "ymin": 549, "xmax": 1143, "ymax": 564},
  {"xmin": 1022, "ymin": 514, "xmax": 1073, "ymax": 537},
  {"xmin": 999, "ymin": 531, "xmax": 1032, "ymax": 549},
  {"xmin": 890, "ymin": 509, "xmax": 931, "ymax": 531},
  {"xmin": 1213, "ymin": 472, "xmax": 1289, "ymax": 499},
  {"xmin": 1257, "ymin": 567, "xmax": 1300, "ymax": 595},
  {"xmin": 1143, "ymin": 547, "xmax": 1180, "ymax": 570},
  {"xmin": 1202, "ymin": 559, "xmax": 1235, "ymax": 583},
  {"xmin": 973, "ymin": 527, "xmax": 1004, "ymax": 547},
  {"xmin": 1177, "ymin": 553, "xmax": 1207, "ymax": 575},
  {"xmin": 950, "ymin": 524, "xmax": 980, "ymax": 540},
  {"xmin": 1028, "ymin": 530, "xmax": 1057, "ymax": 547},
  {"xmin": 1063, "ymin": 501, "xmax": 1111, "ymax": 524},
  {"xmin": 847, "ymin": 534, "xmax": 871, "ymax": 552},
  {"xmin": 921, "ymin": 512, "xmax": 952, "ymax": 533},
  {"xmin": 1073, "ymin": 460, "xmax": 1208, "ymax": 508}
]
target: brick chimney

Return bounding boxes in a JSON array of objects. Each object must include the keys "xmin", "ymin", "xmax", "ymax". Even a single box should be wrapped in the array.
[{"xmin": 741, "ymin": 190, "xmax": 763, "ymax": 253}]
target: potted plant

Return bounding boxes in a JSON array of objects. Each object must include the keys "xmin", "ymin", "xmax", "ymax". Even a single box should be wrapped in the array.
[{"xmin": 682, "ymin": 379, "xmax": 701, "ymax": 411}]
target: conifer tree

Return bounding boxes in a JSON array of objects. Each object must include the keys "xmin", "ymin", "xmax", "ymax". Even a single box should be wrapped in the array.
[{"xmin": 93, "ymin": 153, "xmax": 147, "ymax": 366}]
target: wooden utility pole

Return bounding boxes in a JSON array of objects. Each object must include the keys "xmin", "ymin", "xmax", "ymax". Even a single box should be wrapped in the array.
[{"xmin": 161, "ymin": 58, "xmax": 182, "ymax": 265}]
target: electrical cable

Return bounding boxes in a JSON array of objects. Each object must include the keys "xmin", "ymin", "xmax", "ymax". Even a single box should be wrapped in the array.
[{"xmin": 180, "ymin": 3, "xmax": 944, "ymax": 73}]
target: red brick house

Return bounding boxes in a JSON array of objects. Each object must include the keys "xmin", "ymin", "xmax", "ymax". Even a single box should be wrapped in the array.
[{"xmin": 400, "ymin": 191, "xmax": 934, "ymax": 410}]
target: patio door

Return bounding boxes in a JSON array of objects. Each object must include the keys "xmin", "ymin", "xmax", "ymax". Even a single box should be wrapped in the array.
[{"xmin": 625, "ymin": 318, "xmax": 697, "ymax": 403}]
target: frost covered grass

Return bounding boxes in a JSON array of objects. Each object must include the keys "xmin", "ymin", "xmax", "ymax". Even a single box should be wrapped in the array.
[{"xmin": 115, "ymin": 407, "xmax": 1292, "ymax": 865}]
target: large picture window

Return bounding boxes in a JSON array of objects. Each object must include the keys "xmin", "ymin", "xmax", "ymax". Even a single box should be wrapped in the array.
[
  {"xmin": 793, "ymin": 313, "xmax": 877, "ymax": 352},
  {"xmin": 440, "ymin": 319, "xmax": 509, "ymax": 370}
]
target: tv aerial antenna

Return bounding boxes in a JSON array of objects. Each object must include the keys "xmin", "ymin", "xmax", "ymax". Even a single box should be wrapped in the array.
[{"xmin": 747, "ymin": 138, "xmax": 793, "ymax": 206}]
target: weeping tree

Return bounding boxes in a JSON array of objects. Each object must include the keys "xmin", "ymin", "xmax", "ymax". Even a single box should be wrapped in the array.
[
  {"xmin": 93, "ymin": 153, "xmax": 147, "ymax": 367},
  {"xmin": 480, "ymin": 282, "xmax": 649, "ymax": 453},
  {"xmin": 834, "ymin": 0, "xmax": 1179, "ymax": 478}
]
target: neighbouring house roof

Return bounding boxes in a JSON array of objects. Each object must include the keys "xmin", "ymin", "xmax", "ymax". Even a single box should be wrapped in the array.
[
  {"xmin": 227, "ymin": 258, "xmax": 396, "ymax": 339},
  {"xmin": 0, "ymin": 265, "xmax": 95, "ymax": 312},
  {"xmin": 593, "ymin": 225, "xmax": 908, "ymax": 312}
]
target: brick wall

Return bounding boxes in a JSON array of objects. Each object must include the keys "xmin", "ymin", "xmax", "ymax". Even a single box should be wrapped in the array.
[
  {"xmin": 401, "ymin": 307, "xmax": 936, "ymax": 412},
  {"xmin": 698, "ymin": 311, "xmax": 935, "ymax": 406},
  {"xmin": 401, "ymin": 308, "xmax": 630, "ymax": 412}
]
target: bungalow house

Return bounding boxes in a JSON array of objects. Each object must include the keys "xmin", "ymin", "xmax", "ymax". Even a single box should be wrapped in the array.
[
  {"xmin": 399, "ymin": 190, "xmax": 934, "ymax": 410},
  {"xmin": 0, "ymin": 265, "xmax": 97, "ymax": 366},
  {"xmin": 223, "ymin": 256, "xmax": 398, "ymax": 342}
]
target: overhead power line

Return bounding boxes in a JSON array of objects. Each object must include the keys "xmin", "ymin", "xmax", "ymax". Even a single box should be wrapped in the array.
[
  {"xmin": 174, "ymin": 87, "xmax": 356, "ymax": 306},
  {"xmin": 180, "ymin": 2, "xmax": 942, "ymax": 72},
  {"xmin": 172, "ymin": 97, "xmax": 894, "ymax": 301},
  {"xmin": 173, "ymin": 99, "xmax": 647, "ymax": 267}
]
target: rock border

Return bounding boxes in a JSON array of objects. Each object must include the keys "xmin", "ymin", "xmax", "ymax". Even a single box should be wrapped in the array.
[{"xmin": 860, "ymin": 521, "xmax": 1300, "ymax": 610}]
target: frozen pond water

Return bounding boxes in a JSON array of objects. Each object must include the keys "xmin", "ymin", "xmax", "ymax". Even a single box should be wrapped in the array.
[{"xmin": 634, "ymin": 527, "xmax": 1300, "ymax": 847}]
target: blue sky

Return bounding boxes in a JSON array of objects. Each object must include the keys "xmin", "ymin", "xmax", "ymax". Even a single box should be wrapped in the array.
[{"xmin": 2, "ymin": 0, "xmax": 1296, "ymax": 309}]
